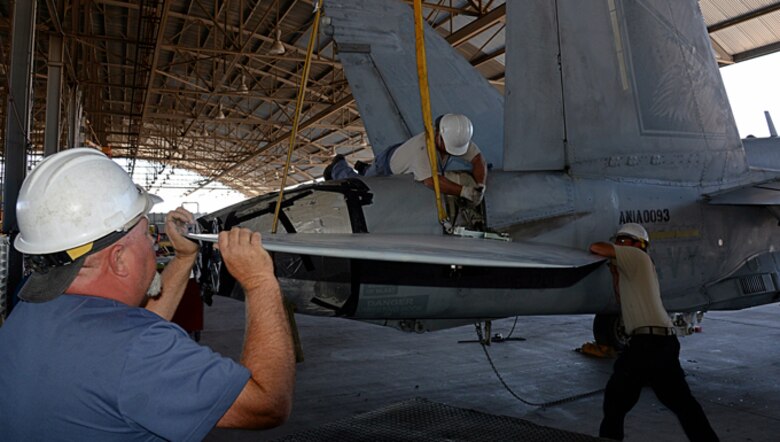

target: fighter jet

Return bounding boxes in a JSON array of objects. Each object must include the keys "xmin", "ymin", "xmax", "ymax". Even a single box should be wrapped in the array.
[{"xmin": 195, "ymin": 0, "xmax": 780, "ymax": 348}]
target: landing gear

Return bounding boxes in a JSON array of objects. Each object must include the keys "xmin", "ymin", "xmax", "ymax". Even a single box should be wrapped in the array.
[{"xmin": 593, "ymin": 314, "xmax": 629, "ymax": 351}]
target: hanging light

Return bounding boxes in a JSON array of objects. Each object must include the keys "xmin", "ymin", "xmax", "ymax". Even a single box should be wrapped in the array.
[
  {"xmin": 238, "ymin": 73, "xmax": 249, "ymax": 94},
  {"xmin": 269, "ymin": 0, "xmax": 286, "ymax": 56},
  {"xmin": 216, "ymin": 103, "xmax": 225, "ymax": 120},
  {"xmin": 269, "ymin": 29, "xmax": 286, "ymax": 55}
]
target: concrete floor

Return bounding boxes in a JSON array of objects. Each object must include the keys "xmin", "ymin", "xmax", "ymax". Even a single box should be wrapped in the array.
[{"xmin": 203, "ymin": 296, "xmax": 780, "ymax": 441}]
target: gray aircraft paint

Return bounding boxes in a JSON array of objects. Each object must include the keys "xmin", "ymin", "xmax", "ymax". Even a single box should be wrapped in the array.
[
  {"xmin": 200, "ymin": 0, "xmax": 780, "ymax": 333},
  {"xmin": 323, "ymin": 0, "xmax": 505, "ymax": 169},
  {"xmin": 506, "ymin": 0, "xmax": 748, "ymax": 184}
]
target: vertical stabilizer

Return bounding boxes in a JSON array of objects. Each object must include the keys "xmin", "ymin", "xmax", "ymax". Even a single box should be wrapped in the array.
[
  {"xmin": 325, "ymin": 0, "xmax": 504, "ymax": 168},
  {"xmin": 765, "ymin": 111, "xmax": 778, "ymax": 137},
  {"xmin": 504, "ymin": 0, "xmax": 748, "ymax": 185}
]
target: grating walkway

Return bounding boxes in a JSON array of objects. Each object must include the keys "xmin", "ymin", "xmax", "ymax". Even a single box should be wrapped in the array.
[{"xmin": 272, "ymin": 398, "xmax": 604, "ymax": 441}]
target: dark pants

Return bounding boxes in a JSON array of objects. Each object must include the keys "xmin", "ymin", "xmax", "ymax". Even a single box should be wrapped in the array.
[{"xmin": 599, "ymin": 335, "xmax": 718, "ymax": 441}]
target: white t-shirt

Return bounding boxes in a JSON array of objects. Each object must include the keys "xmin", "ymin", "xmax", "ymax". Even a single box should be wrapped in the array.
[
  {"xmin": 389, "ymin": 132, "xmax": 481, "ymax": 181},
  {"xmin": 612, "ymin": 245, "xmax": 673, "ymax": 334}
]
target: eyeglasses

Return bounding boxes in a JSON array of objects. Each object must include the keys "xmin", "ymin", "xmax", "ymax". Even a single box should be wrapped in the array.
[{"xmin": 615, "ymin": 236, "xmax": 634, "ymax": 245}]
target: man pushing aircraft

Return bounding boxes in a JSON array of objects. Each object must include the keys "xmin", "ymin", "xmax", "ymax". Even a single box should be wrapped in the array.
[{"xmin": 590, "ymin": 223, "xmax": 718, "ymax": 441}]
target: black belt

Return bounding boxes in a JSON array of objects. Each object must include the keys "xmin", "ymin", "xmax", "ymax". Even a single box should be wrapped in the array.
[{"xmin": 631, "ymin": 326, "xmax": 676, "ymax": 336}]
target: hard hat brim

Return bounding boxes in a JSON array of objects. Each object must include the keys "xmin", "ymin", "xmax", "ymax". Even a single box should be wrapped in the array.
[
  {"xmin": 444, "ymin": 142, "xmax": 469, "ymax": 156},
  {"xmin": 17, "ymin": 257, "xmax": 86, "ymax": 303}
]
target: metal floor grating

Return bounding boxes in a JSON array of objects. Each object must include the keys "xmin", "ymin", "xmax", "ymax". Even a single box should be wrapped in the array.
[{"xmin": 272, "ymin": 398, "xmax": 604, "ymax": 441}]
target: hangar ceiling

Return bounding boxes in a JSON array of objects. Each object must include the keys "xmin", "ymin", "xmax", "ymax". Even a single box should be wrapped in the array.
[{"xmin": 0, "ymin": 0, "xmax": 778, "ymax": 197}]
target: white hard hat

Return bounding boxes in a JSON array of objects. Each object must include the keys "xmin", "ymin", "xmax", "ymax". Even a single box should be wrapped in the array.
[
  {"xmin": 615, "ymin": 223, "xmax": 650, "ymax": 244},
  {"xmin": 14, "ymin": 148, "xmax": 162, "ymax": 255},
  {"xmin": 437, "ymin": 113, "xmax": 473, "ymax": 156}
]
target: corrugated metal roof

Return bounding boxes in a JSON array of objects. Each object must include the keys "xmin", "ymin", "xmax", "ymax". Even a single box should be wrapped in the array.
[{"xmin": 700, "ymin": 0, "xmax": 780, "ymax": 63}]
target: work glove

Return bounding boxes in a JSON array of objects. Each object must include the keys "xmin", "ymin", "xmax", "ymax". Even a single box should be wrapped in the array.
[
  {"xmin": 474, "ymin": 184, "xmax": 486, "ymax": 205},
  {"xmin": 460, "ymin": 185, "xmax": 485, "ymax": 206}
]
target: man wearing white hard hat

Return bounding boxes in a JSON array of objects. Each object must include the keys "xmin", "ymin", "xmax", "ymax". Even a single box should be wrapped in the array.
[
  {"xmin": 590, "ymin": 223, "xmax": 718, "ymax": 441},
  {"xmin": 327, "ymin": 113, "xmax": 488, "ymax": 204},
  {"xmin": 0, "ymin": 148, "xmax": 294, "ymax": 440}
]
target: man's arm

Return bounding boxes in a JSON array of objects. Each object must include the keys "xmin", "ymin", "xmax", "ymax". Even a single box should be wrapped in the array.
[
  {"xmin": 470, "ymin": 153, "xmax": 487, "ymax": 187},
  {"xmin": 589, "ymin": 242, "xmax": 616, "ymax": 258},
  {"xmin": 421, "ymin": 175, "xmax": 463, "ymax": 196},
  {"xmin": 145, "ymin": 207, "xmax": 199, "ymax": 320},
  {"xmin": 590, "ymin": 242, "xmax": 621, "ymax": 303},
  {"xmin": 217, "ymin": 228, "xmax": 295, "ymax": 429}
]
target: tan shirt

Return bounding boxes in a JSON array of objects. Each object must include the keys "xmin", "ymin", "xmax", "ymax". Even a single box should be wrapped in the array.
[
  {"xmin": 389, "ymin": 132, "xmax": 480, "ymax": 181},
  {"xmin": 612, "ymin": 245, "xmax": 673, "ymax": 334}
]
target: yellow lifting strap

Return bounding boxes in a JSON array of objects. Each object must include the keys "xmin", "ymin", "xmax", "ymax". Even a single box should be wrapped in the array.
[
  {"xmin": 272, "ymin": 0, "xmax": 325, "ymax": 234},
  {"xmin": 413, "ymin": 0, "xmax": 449, "ymax": 229}
]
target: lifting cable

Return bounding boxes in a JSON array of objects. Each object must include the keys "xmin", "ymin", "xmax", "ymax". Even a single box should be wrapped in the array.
[
  {"xmin": 412, "ymin": 0, "xmax": 450, "ymax": 231},
  {"xmin": 474, "ymin": 323, "xmax": 605, "ymax": 408},
  {"xmin": 272, "ymin": 0, "xmax": 325, "ymax": 234}
]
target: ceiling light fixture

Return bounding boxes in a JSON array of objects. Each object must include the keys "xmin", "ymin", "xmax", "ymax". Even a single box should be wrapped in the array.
[
  {"xmin": 268, "ymin": 0, "xmax": 286, "ymax": 56},
  {"xmin": 216, "ymin": 103, "xmax": 225, "ymax": 120},
  {"xmin": 238, "ymin": 73, "xmax": 249, "ymax": 94},
  {"xmin": 269, "ymin": 29, "xmax": 286, "ymax": 56}
]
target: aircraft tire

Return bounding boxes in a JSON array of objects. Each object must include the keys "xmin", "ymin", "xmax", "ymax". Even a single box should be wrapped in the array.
[{"xmin": 593, "ymin": 314, "xmax": 629, "ymax": 351}]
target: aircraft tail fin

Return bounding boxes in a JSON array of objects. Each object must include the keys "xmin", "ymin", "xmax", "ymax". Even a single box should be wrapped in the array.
[
  {"xmin": 766, "ymin": 111, "xmax": 778, "ymax": 137},
  {"xmin": 324, "ymin": 0, "xmax": 504, "ymax": 167},
  {"xmin": 504, "ymin": 0, "xmax": 748, "ymax": 186}
]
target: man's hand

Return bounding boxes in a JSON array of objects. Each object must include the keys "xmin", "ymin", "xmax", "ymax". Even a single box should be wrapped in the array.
[
  {"xmin": 459, "ymin": 185, "xmax": 484, "ymax": 205},
  {"xmin": 215, "ymin": 228, "xmax": 274, "ymax": 292},
  {"xmin": 165, "ymin": 207, "xmax": 199, "ymax": 259},
  {"xmin": 145, "ymin": 207, "xmax": 199, "ymax": 319},
  {"xmin": 474, "ymin": 184, "xmax": 486, "ymax": 204}
]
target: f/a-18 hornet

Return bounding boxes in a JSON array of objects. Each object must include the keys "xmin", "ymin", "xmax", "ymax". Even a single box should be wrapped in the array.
[{"xmin": 194, "ymin": 0, "xmax": 780, "ymax": 348}]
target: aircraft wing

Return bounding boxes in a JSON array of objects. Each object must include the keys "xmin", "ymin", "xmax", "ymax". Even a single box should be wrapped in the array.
[
  {"xmin": 187, "ymin": 232, "xmax": 604, "ymax": 269},
  {"xmin": 706, "ymin": 180, "xmax": 780, "ymax": 205}
]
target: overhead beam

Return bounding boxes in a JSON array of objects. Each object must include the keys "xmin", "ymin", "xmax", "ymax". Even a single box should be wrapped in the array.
[
  {"xmin": 44, "ymin": 29, "xmax": 65, "ymax": 155},
  {"xmin": 159, "ymin": 44, "xmax": 340, "ymax": 66},
  {"xmin": 707, "ymin": 2, "xmax": 780, "ymax": 33},
  {"xmin": 139, "ymin": 0, "xmax": 172, "ymax": 132},
  {"xmin": 193, "ymin": 95, "xmax": 355, "ymax": 190},
  {"xmin": 709, "ymin": 37, "xmax": 734, "ymax": 65},
  {"xmin": 732, "ymin": 40, "xmax": 780, "ymax": 63},
  {"xmin": 445, "ymin": 4, "xmax": 505, "ymax": 47}
]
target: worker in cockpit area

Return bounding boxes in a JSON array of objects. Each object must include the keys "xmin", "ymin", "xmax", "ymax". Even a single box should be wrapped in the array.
[
  {"xmin": 325, "ymin": 113, "xmax": 488, "ymax": 205},
  {"xmin": 589, "ymin": 223, "xmax": 718, "ymax": 441},
  {"xmin": 0, "ymin": 148, "xmax": 295, "ymax": 440}
]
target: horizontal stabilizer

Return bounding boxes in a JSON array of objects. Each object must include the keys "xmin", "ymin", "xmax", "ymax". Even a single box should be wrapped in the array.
[
  {"xmin": 706, "ymin": 180, "xmax": 780, "ymax": 205},
  {"xmin": 187, "ymin": 232, "xmax": 605, "ymax": 269}
]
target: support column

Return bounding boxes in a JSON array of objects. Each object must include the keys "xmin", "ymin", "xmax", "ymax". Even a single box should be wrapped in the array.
[
  {"xmin": 44, "ymin": 33, "xmax": 65, "ymax": 156},
  {"xmin": 3, "ymin": 0, "xmax": 38, "ymax": 312},
  {"xmin": 67, "ymin": 85, "xmax": 83, "ymax": 149}
]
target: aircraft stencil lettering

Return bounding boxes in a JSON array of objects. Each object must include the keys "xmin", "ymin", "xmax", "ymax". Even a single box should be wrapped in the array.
[
  {"xmin": 619, "ymin": 209, "xmax": 671, "ymax": 224},
  {"xmin": 197, "ymin": 0, "xmax": 780, "ymax": 344}
]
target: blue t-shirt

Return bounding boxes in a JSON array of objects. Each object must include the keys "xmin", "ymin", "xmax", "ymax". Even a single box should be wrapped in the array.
[{"xmin": 0, "ymin": 294, "xmax": 250, "ymax": 441}]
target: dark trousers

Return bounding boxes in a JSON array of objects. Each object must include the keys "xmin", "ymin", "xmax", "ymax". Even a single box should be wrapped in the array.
[{"xmin": 599, "ymin": 335, "xmax": 718, "ymax": 441}]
